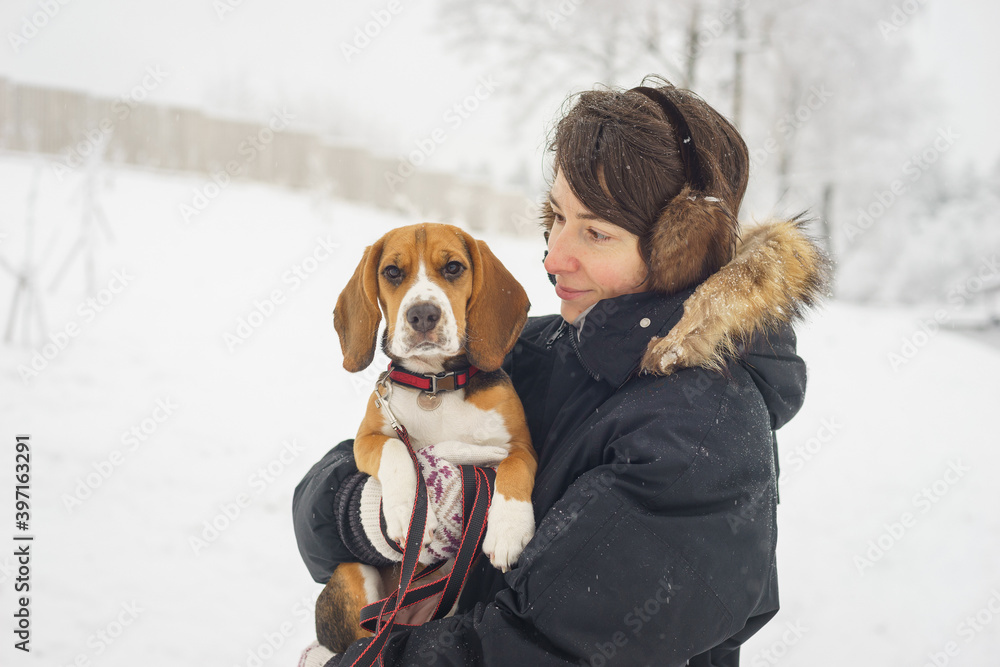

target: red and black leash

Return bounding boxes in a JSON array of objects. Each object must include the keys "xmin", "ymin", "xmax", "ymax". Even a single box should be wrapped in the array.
[{"xmin": 347, "ymin": 375, "xmax": 494, "ymax": 667}]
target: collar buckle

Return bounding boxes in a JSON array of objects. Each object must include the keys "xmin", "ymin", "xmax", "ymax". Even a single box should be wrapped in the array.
[{"xmin": 428, "ymin": 372, "xmax": 442, "ymax": 396}]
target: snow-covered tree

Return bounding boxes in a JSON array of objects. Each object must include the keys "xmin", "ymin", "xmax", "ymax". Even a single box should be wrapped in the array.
[{"xmin": 435, "ymin": 0, "xmax": 974, "ymax": 304}]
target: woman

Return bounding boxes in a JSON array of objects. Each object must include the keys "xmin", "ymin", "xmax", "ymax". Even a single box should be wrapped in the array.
[{"xmin": 294, "ymin": 78, "xmax": 826, "ymax": 666}]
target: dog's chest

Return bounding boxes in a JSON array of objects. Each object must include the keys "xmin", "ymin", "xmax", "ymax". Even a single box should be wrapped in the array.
[{"xmin": 382, "ymin": 387, "xmax": 511, "ymax": 450}]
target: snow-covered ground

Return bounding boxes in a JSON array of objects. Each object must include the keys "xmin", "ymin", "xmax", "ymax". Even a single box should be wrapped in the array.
[{"xmin": 2, "ymin": 154, "xmax": 998, "ymax": 666}]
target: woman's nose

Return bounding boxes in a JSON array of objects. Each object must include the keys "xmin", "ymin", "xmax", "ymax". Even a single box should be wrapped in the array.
[{"xmin": 543, "ymin": 226, "xmax": 577, "ymax": 275}]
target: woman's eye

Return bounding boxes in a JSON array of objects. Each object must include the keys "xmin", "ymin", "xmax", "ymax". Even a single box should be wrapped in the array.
[
  {"xmin": 588, "ymin": 228, "xmax": 610, "ymax": 242},
  {"xmin": 552, "ymin": 213, "xmax": 566, "ymax": 226},
  {"xmin": 383, "ymin": 265, "xmax": 402, "ymax": 280},
  {"xmin": 444, "ymin": 261, "xmax": 464, "ymax": 276}
]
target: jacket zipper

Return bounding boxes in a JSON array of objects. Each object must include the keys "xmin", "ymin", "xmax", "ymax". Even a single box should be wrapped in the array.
[
  {"xmin": 545, "ymin": 320, "xmax": 567, "ymax": 348},
  {"xmin": 545, "ymin": 318, "xmax": 601, "ymax": 380},
  {"xmin": 568, "ymin": 323, "xmax": 601, "ymax": 381}
]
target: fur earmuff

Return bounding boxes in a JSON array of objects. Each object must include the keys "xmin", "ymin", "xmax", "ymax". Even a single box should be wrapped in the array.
[
  {"xmin": 641, "ymin": 217, "xmax": 829, "ymax": 376},
  {"xmin": 333, "ymin": 238, "xmax": 385, "ymax": 373},
  {"xmin": 456, "ymin": 228, "xmax": 531, "ymax": 371},
  {"xmin": 645, "ymin": 184, "xmax": 740, "ymax": 294}
]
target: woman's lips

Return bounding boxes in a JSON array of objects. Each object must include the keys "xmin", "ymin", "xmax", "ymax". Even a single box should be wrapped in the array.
[{"xmin": 555, "ymin": 284, "xmax": 588, "ymax": 300}]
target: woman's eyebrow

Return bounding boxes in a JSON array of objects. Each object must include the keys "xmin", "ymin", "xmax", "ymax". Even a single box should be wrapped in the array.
[{"xmin": 548, "ymin": 194, "xmax": 601, "ymax": 220}]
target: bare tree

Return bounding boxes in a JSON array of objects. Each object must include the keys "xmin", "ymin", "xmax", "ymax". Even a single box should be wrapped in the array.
[
  {"xmin": 435, "ymin": 0, "xmax": 931, "ymax": 289},
  {"xmin": 683, "ymin": 1, "xmax": 704, "ymax": 88},
  {"xmin": 435, "ymin": 0, "xmax": 697, "ymax": 123},
  {"xmin": 2, "ymin": 162, "xmax": 48, "ymax": 345},
  {"xmin": 731, "ymin": 0, "xmax": 747, "ymax": 127}
]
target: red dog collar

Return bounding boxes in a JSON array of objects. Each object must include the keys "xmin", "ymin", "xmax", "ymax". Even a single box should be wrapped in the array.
[{"xmin": 386, "ymin": 362, "xmax": 479, "ymax": 395}]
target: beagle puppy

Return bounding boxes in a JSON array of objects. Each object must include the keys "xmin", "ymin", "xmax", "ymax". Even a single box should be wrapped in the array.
[{"xmin": 317, "ymin": 222, "xmax": 536, "ymax": 652}]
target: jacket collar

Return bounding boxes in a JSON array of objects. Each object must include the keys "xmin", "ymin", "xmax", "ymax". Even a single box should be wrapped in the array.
[{"xmin": 563, "ymin": 288, "xmax": 695, "ymax": 387}]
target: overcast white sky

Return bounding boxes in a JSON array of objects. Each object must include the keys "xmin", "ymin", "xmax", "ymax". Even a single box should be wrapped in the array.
[{"xmin": 1, "ymin": 0, "xmax": 997, "ymax": 179}]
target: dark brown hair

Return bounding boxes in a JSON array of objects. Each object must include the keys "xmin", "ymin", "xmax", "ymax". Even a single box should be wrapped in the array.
[{"xmin": 543, "ymin": 76, "xmax": 749, "ymax": 283}]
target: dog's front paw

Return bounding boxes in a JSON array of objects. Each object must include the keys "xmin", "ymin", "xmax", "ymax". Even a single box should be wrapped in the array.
[
  {"xmin": 428, "ymin": 440, "xmax": 509, "ymax": 467},
  {"xmin": 380, "ymin": 438, "xmax": 421, "ymax": 546},
  {"xmin": 383, "ymin": 486, "xmax": 438, "ymax": 548},
  {"xmin": 382, "ymin": 493, "xmax": 414, "ymax": 546},
  {"xmin": 482, "ymin": 494, "xmax": 535, "ymax": 573}
]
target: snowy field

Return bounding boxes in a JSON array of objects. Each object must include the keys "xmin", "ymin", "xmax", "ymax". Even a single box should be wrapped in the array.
[{"xmin": 2, "ymin": 153, "xmax": 999, "ymax": 666}]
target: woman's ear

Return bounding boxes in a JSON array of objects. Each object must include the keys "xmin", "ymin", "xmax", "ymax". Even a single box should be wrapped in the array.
[
  {"xmin": 333, "ymin": 238, "xmax": 385, "ymax": 372},
  {"xmin": 646, "ymin": 185, "xmax": 740, "ymax": 294},
  {"xmin": 461, "ymin": 233, "xmax": 530, "ymax": 371}
]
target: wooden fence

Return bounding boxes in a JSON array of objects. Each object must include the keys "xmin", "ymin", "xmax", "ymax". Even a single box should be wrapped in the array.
[{"xmin": 0, "ymin": 77, "xmax": 541, "ymax": 236}]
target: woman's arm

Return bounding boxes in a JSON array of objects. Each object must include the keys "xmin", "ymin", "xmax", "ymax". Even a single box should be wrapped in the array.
[
  {"xmin": 292, "ymin": 439, "xmax": 365, "ymax": 583},
  {"xmin": 336, "ymin": 370, "xmax": 778, "ymax": 666},
  {"xmin": 740, "ymin": 323, "xmax": 807, "ymax": 430}
]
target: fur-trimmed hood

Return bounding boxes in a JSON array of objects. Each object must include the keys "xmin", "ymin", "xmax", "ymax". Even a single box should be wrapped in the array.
[{"xmin": 640, "ymin": 216, "xmax": 829, "ymax": 376}]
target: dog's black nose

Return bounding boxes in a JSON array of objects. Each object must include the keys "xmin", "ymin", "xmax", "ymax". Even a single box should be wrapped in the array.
[{"xmin": 406, "ymin": 302, "xmax": 441, "ymax": 333}]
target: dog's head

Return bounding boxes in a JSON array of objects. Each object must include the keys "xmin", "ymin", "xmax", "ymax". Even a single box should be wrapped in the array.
[{"xmin": 333, "ymin": 223, "xmax": 530, "ymax": 373}]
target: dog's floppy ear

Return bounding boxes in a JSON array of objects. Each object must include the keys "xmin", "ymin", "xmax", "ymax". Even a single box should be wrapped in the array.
[
  {"xmin": 459, "ymin": 231, "xmax": 530, "ymax": 371},
  {"xmin": 333, "ymin": 238, "xmax": 385, "ymax": 372}
]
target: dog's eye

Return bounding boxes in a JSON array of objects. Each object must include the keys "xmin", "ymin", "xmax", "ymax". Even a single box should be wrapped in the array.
[
  {"xmin": 382, "ymin": 265, "xmax": 402, "ymax": 281},
  {"xmin": 443, "ymin": 261, "xmax": 465, "ymax": 277}
]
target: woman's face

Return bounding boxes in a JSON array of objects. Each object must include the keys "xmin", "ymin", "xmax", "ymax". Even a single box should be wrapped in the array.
[{"xmin": 544, "ymin": 171, "xmax": 649, "ymax": 324}]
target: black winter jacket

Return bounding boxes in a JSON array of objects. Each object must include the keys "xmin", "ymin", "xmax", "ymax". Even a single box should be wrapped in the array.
[{"xmin": 293, "ymin": 288, "xmax": 807, "ymax": 666}]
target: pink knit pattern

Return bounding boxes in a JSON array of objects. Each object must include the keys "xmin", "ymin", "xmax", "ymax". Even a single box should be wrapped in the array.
[{"xmin": 417, "ymin": 446, "xmax": 465, "ymax": 561}]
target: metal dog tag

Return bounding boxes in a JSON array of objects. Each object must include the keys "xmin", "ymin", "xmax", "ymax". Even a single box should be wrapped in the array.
[{"xmin": 416, "ymin": 391, "xmax": 441, "ymax": 411}]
